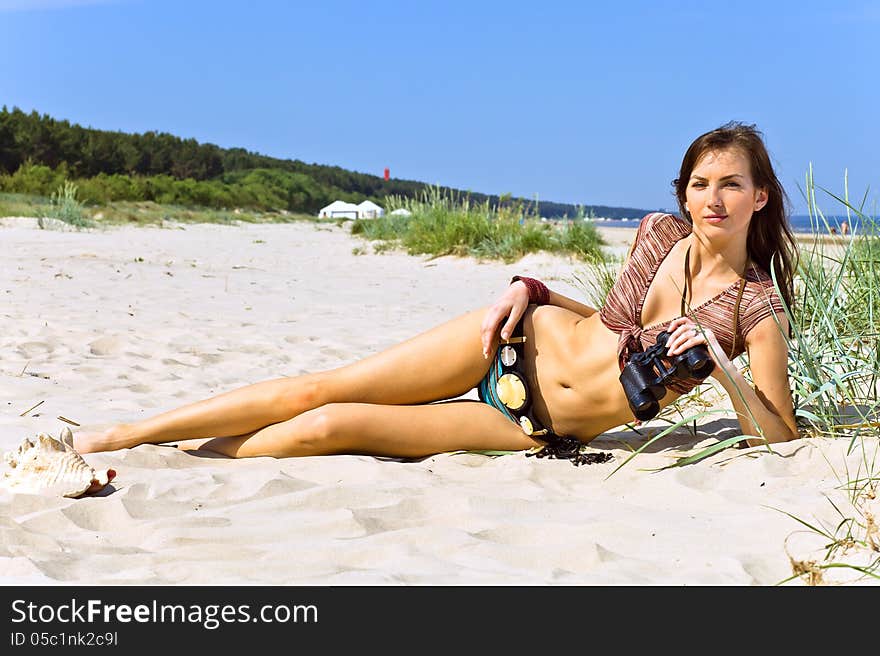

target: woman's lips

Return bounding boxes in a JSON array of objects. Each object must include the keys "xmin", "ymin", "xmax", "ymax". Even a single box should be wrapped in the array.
[{"xmin": 704, "ymin": 214, "xmax": 727, "ymax": 223}]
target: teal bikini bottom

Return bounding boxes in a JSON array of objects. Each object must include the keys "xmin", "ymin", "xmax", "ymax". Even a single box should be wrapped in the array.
[
  {"xmin": 477, "ymin": 317, "xmax": 554, "ymax": 439},
  {"xmin": 476, "ymin": 319, "xmax": 613, "ymax": 467}
]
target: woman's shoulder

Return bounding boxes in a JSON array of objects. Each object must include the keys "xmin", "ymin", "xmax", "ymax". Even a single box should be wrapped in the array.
[
  {"xmin": 634, "ymin": 212, "xmax": 691, "ymax": 249},
  {"xmin": 638, "ymin": 211, "xmax": 689, "ymax": 230},
  {"xmin": 738, "ymin": 264, "xmax": 787, "ymax": 335},
  {"xmin": 743, "ymin": 263, "xmax": 779, "ymax": 292}
]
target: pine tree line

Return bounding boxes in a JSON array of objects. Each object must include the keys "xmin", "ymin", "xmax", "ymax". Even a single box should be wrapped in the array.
[{"xmin": 0, "ymin": 107, "xmax": 649, "ymax": 218}]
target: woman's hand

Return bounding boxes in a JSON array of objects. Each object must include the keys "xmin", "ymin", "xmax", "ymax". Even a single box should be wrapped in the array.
[
  {"xmin": 664, "ymin": 316, "xmax": 732, "ymax": 373},
  {"xmin": 480, "ymin": 281, "xmax": 530, "ymax": 358}
]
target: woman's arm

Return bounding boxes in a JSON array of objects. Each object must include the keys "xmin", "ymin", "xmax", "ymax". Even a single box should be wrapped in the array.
[
  {"xmin": 547, "ymin": 289, "xmax": 599, "ymax": 318},
  {"xmin": 723, "ymin": 314, "xmax": 799, "ymax": 445},
  {"xmin": 665, "ymin": 315, "xmax": 799, "ymax": 445},
  {"xmin": 480, "ymin": 223, "xmax": 641, "ymax": 356}
]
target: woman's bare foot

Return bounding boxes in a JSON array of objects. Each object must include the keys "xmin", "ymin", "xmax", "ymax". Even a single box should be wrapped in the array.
[{"xmin": 73, "ymin": 424, "xmax": 136, "ymax": 454}]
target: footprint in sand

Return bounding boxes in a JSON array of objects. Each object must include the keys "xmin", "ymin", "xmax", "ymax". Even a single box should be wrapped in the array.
[
  {"xmin": 319, "ymin": 346, "xmax": 348, "ymax": 360},
  {"xmin": 673, "ymin": 466, "xmax": 714, "ymax": 491},
  {"xmin": 58, "ymin": 498, "xmax": 133, "ymax": 533},
  {"xmin": 17, "ymin": 341, "xmax": 53, "ymax": 358},
  {"xmin": 73, "ymin": 365, "xmax": 103, "ymax": 376},
  {"xmin": 89, "ymin": 336, "xmax": 123, "ymax": 356}
]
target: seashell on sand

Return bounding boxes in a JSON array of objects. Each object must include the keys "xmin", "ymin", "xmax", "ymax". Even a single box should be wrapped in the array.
[{"xmin": 1, "ymin": 427, "xmax": 116, "ymax": 498}]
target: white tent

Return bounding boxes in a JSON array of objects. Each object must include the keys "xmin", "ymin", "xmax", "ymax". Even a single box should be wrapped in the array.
[
  {"xmin": 318, "ymin": 200, "xmax": 359, "ymax": 219},
  {"xmin": 356, "ymin": 200, "xmax": 385, "ymax": 219}
]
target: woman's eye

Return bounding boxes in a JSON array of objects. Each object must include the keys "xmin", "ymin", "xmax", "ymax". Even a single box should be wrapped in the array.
[{"xmin": 726, "ymin": 182, "xmax": 740, "ymax": 187}]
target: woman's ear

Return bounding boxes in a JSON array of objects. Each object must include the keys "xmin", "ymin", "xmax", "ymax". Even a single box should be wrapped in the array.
[{"xmin": 755, "ymin": 188, "xmax": 768, "ymax": 212}]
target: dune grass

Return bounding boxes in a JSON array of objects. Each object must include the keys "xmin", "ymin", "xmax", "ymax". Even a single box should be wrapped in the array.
[
  {"xmin": 349, "ymin": 185, "xmax": 607, "ymax": 262},
  {"xmin": 771, "ymin": 170, "xmax": 880, "ymax": 584},
  {"xmin": 0, "ymin": 190, "xmax": 314, "ymax": 227},
  {"xmin": 47, "ymin": 180, "xmax": 92, "ymax": 228}
]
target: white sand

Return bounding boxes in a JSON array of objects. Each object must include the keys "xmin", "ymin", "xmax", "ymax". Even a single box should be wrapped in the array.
[{"xmin": 1, "ymin": 217, "xmax": 877, "ymax": 586}]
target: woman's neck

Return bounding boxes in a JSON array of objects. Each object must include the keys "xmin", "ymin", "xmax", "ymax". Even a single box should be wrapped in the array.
[{"xmin": 687, "ymin": 230, "xmax": 750, "ymax": 280}]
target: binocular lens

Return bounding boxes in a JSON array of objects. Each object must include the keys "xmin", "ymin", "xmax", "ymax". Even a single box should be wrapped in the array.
[
  {"xmin": 629, "ymin": 392, "xmax": 660, "ymax": 421},
  {"xmin": 683, "ymin": 351, "xmax": 714, "ymax": 378}
]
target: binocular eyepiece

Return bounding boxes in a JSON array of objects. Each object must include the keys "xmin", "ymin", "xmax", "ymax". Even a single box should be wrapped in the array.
[{"xmin": 619, "ymin": 330, "xmax": 715, "ymax": 421}]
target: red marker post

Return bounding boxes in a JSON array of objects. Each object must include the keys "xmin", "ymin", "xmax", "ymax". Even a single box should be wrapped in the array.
[{"xmin": 383, "ymin": 167, "xmax": 390, "ymax": 181}]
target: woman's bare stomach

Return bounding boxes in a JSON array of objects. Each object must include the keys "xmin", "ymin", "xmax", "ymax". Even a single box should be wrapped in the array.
[{"xmin": 522, "ymin": 305, "xmax": 681, "ymax": 441}]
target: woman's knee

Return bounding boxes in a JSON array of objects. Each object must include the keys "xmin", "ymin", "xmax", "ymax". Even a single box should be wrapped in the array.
[
  {"xmin": 285, "ymin": 404, "xmax": 350, "ymax": 454},
  {"xmin": 274, "ymin": 374, "xmax": 328, "ymax": 416}
]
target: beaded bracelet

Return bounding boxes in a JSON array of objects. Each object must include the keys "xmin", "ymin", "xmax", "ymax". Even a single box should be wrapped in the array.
[{"xmin": 511, "ymin": 275, "xmax": 550, "ymax": 305}]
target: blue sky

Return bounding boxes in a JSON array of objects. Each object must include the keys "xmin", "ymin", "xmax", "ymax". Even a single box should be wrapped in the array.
[{"xmin": 1, "ymin": 0, "xmax": 877, "ymax": 214}]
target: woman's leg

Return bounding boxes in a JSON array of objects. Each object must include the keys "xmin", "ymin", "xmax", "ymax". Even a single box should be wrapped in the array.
[
  {"xmin": 180, "ymin": 400, "xmax": 539, "ymax": 459},
  {"xmin": 75, "ymin": 307, "xmax": 502, "ymax": 453}
]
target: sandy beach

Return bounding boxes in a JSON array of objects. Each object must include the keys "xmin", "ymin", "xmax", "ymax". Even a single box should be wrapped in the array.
[{"xmin": 1, "ymin": 217, "xmax": 877, "ymax": 586}]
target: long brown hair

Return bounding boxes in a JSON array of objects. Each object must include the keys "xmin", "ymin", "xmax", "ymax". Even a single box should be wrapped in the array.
[{"xmin": 672, "ymin": 121, "xmax": 799, "ymax": 315}]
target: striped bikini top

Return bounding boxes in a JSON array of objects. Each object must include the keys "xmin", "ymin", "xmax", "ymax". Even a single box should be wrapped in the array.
[{"xmin": 599, "ymin": 212, "xmax": 785, "ymax": 395}]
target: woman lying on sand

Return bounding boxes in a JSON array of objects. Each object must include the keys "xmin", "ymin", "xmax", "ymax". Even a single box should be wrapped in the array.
[{"xmin": 75, "ymin": 121, "xmax": 801, "ymax": 460}]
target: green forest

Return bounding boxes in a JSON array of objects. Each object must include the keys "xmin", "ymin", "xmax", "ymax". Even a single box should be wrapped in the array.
[{"xmin": 0, "ymin": 107, "xmax": 650, "ymax": 219}]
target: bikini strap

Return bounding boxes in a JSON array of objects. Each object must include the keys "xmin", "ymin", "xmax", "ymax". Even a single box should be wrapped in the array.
[
  {"xmin": 729, "ymin": 277, "xmax": 746, "ymax": 359},
  {"xmin": 680, "ymin": 244, "xmax": 692, "ymax": 317}
]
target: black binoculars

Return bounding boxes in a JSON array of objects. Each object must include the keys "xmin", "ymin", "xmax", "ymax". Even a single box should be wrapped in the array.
[{"xmin": 619, "ymin": 330, "xmax": 715, "ymax": 421}]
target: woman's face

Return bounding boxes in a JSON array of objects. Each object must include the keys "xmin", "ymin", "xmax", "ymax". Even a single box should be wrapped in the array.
[{"xmin": 685, "ymin": 147, "xmax": 767, "ymax": 241}]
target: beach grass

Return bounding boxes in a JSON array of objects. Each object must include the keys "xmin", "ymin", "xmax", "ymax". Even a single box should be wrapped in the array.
[
  {"xmin": 772, "ymin": 171, "xmax": 880, "ymax": 583},
  {"xmin": 0, "ymin": 190, "xmax": 315, "ymax": 227},
  {"xmin": 565, "ymin": 251, "xmax": 626, "ymax": 309},
  {"xmin": 349, "ymin": 185, "xmax": 607, "ymax": 262},
  {"xmin": 47, "ymin": 181, "xmax": 91, "ymax": 228}
]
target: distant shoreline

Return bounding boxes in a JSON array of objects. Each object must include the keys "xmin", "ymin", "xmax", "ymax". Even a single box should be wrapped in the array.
[
  {"xmin": 594, "ymin": 224, "xmax": 856, "ymax": 260},
  {"xmin": 591, "ymin": 216, "xmax": 864, "ymax": 233}
]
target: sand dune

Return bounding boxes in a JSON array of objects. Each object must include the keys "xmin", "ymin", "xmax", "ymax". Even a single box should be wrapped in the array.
[{"xmin": 1, "ymin": 217, "xmax": 876, "ymax": 585}]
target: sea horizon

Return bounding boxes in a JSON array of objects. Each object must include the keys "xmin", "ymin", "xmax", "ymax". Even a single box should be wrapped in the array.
[{"xmin": 586, "ymin": 213, "xmax": 873, "ymax": 234}]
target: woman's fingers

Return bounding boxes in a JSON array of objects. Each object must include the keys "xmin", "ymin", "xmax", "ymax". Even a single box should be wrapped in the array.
[
  {"xmin": 665, "ymin": 319, "xmax": 708, "ymax": 356},
  {"xmin": 500, "ymin": 302, "xmax": 525, "ymax": 340},
  {"xmin": 480, "ymin": 314, "xmax": 497, "ymax": 357},
  {"xmin": 480, "ymin": 305, "xmax": 507, "ymax": 356},
  {"xmin": 665, "ymin": 316, "xmax": 691, "ymax": 334},
  {"xmin": 663, "ymin": 319, "xmax": 731, "ymax": 371},
  {"xmin": 481, "ymin": 283, "xmax": 531, "ymax": 357},
  {"xmin": 667, "ymin": 331, "xmax": 698, "ymax": 355},
  {"xmin": 480, "ymin": 301, "xmax": 527, "ymax": 357},
  {"xmin": 669, "ymin": 328, "xmax": 721, "ymax": 359}
]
